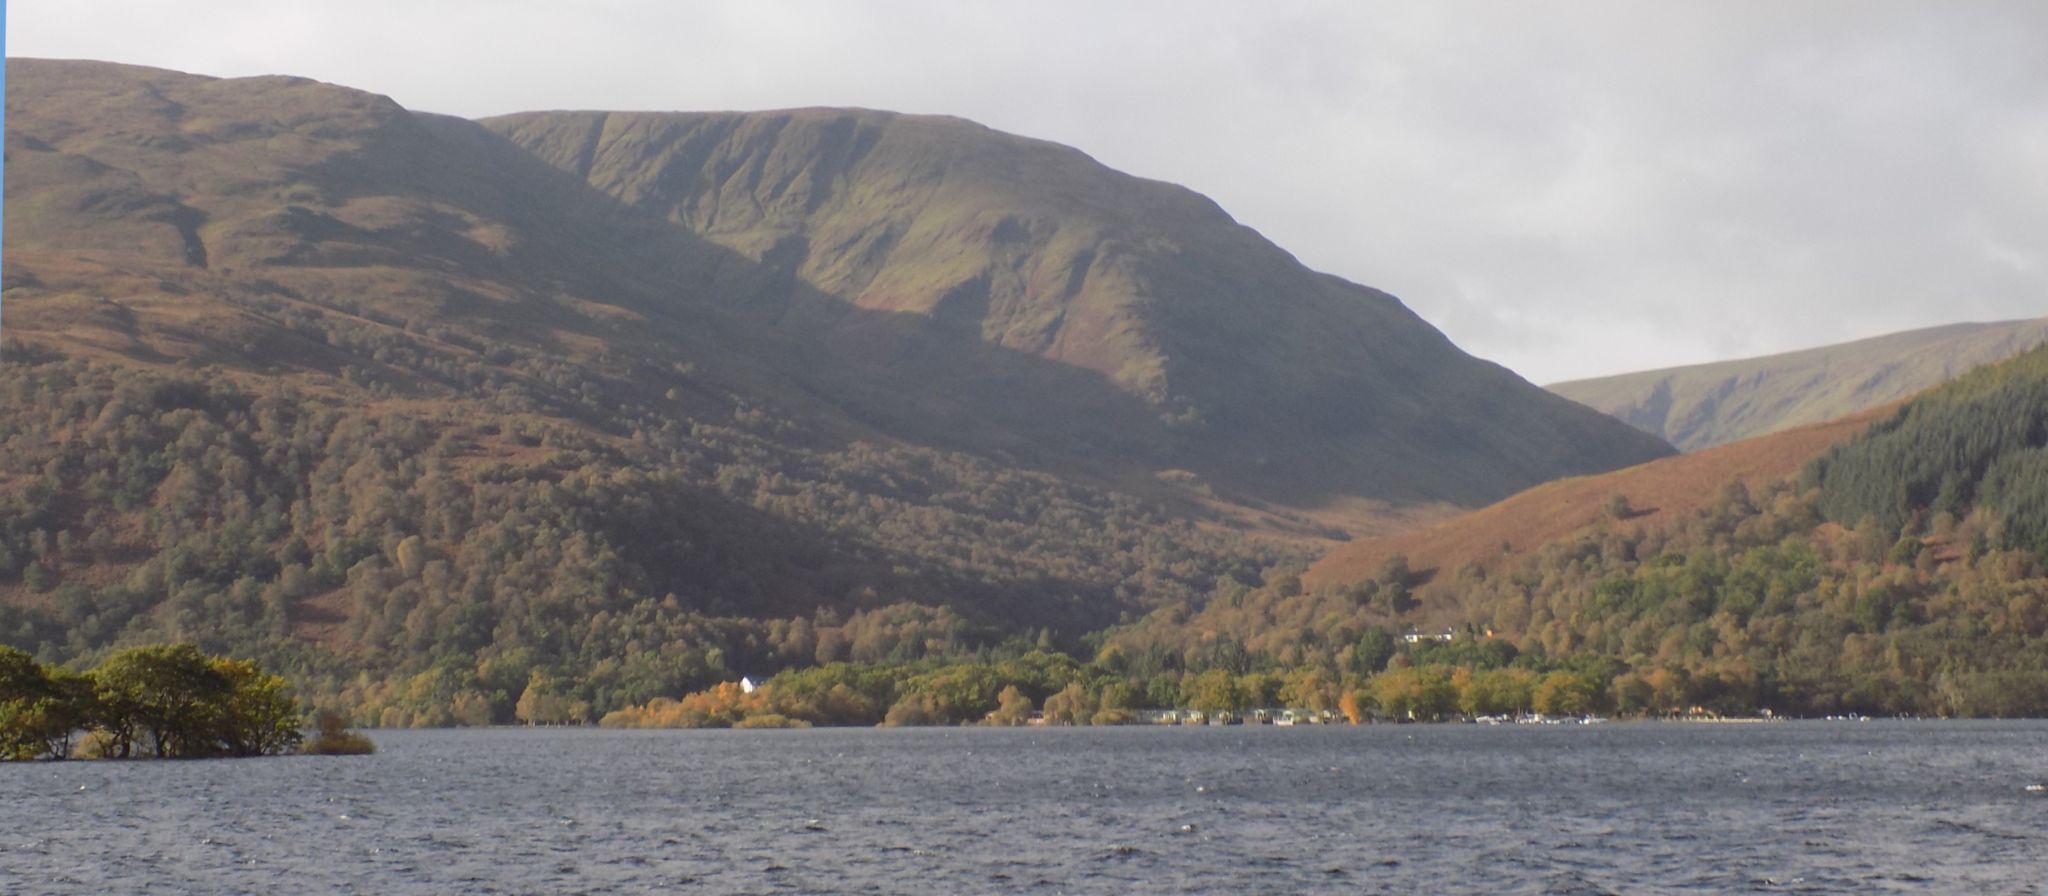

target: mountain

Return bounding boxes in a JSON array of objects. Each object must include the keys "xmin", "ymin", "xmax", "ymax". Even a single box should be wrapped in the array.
[
  {"xmin": 1548, "ymin": 318, "xmax": 2048, "ymax": 451},
  {"xmin": 482, "ymin": 108, "xmax": 1673, "ymax": 507},
  {"xmin": 0, "ymin": 59, "xmax": 1665, "ymax": 721}
]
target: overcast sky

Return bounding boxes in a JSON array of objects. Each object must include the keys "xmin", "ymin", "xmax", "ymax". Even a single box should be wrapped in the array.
[{"xmin": 12, "ymin": 1, "xmax": 2046, "ymax": 383}]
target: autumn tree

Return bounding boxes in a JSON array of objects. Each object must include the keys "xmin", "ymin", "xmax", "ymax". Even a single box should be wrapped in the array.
[
  {"xmin": 1338, "ymin": 688, "xmax": 1373, "ymax": 724},
  {"xmin": 1042, "ymin": 682, "xmax": 1092, "ymax": 725},
  {"xmin": 1372, "ymin": 666, "xmax": 1458, "ymax": 721},
  {"xmin": 989, "ymin": 685, "xmax": 1034, "ymax": 726},
  {"xmin": 1184, "ymin": 669, "xmax": 1244, "ymax": 715},
  {"xmin": 1278, "ymin": 667, "xmax": 1338, "ymax": 712},
  {"xmin": 1092, "ymin": 682, "xmax": 1137, "ymax": 725},
  {"xmin": 515, "ymin": 671, "xmax": 585, "ymax": 726},
  {"xmin": 882, "ymin": 692, "xmax": 942, "ymax": 727},
  {"xmin": 1532, "ymin": 670, "xmax": 1601, "ymax": 716}
]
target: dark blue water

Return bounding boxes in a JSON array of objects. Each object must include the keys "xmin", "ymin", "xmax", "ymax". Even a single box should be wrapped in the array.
[{"xmin": 3, "ymin": 721, "xmax": 2045, "ymax": 894}]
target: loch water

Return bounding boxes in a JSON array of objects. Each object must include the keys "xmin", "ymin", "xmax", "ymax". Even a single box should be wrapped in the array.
[{"xmin": 4, "ymin": 720, "xmax": 2046, "ymax": 895}]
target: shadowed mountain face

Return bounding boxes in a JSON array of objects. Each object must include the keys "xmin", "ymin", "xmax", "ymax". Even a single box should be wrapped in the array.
[
  {"xmin": 1, "ymin": 61, "xmax": 1190, "ymax": 495},
  {"xmin": 485, "ymin": 109, "xmax": 1673, "ymax": 506},
  {"xmin": 1549, "ymin": 318, "xmax": 2048, "ymax": 452},
  {"xmin": 2, "ymin": 60, "xmax": 785, "ymax": 394}
]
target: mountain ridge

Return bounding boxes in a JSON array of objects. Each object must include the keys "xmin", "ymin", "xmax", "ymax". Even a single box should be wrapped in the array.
[
  {"xmin": 1549, "ymin": 317, "xmax": 2048, "ymax": 451},
  {"xmin": 483, "ymin": 106, "xmax": 1673, "ymax": 506}
]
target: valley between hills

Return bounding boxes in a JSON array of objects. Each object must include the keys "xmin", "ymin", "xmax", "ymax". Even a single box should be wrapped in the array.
[{"xmin": 4, "ymin": 59, "xmax": 2046, "ymax": 727}]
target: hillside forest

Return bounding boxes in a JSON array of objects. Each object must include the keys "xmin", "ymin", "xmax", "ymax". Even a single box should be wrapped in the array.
[
  {"xmin": 609, "ymin": 346, "xmax": 2048, "ymax": 726},
  {"xmin": 9, "ymin": 343, "xmax": 2044, "ymax": 728},
  {"xmin": 0, "ymin": 348, "xmax": 1292, "ymax": 726}
]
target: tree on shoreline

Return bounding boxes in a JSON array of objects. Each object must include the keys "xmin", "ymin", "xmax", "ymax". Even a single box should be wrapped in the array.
[
  {"xmin": 1, "ymin": 644, "xmax": 303, "ymax": 760},
  {"xmin": 2, "ymin": 647, "xmax": 84, "ymax": 760}
]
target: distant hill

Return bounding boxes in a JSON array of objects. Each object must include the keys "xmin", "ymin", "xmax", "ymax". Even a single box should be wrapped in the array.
[
  {"xmin": 0, "ymin": 59, "xmax": 1666, "ymax": 721},
  {"xmin": 1548, "ymin": 318, "xmax": 2048, "ymax": 451}
]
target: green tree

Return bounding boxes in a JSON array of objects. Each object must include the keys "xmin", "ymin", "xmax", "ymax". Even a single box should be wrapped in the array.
[
  {"xmin": 1351, "ymin": 628, "xmax": 1397, "ymax": 675},
  {"xmin": 86, "ymin": 644, "xmax": 300, "ymax": 757},
  {"xmin": 1184, "ymin": 669, "xmax": 1244, "ymax": 715},
  {"xmin": 1238, "ymin": 672, "xmax": 1283, "ymax": 708},
  {"xmin": 1376, "ymin": 555, "xmax": 1416, "ymax": 614},
  {"xmin": 91, "ymin": 644, "xmax": 231, "ymax": 758},
  {"xmin": 1605, "ymin": 494, "xmax": 1635, "ymax": 520},
  {"xmin": 209, "ymin": 657, "xmax": 302, "ymax": 756},
  {"xmin": 2, "ymin": 647, "xmax": 93, "ymax": 760},
  {"xmin": 1144, "ymin": 673, "xmax": 1182, "ymax": 709}
]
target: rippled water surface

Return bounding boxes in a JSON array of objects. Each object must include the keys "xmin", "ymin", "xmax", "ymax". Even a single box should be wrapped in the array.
[{"xmin": 4, "ymin": 721, "xmax": 2046, "ymax": 894}]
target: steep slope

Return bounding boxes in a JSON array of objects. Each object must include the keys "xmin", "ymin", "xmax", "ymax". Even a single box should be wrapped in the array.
[
  {"xmin": 1301, "ymin": 404, "xmax": 1890, "ymax": 601},
  {"xmin": 1549, "ymin": 318, "xmax": 2048, "ymax": 451},
  {"xmin": 485, "ymin": 109, "xmax": 1673, "ymax": 506}
]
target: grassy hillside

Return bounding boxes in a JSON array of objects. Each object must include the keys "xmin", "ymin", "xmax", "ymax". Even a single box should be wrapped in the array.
[
  {"xmin": 1549, "ymin": 318, "xmax": 2048, "ymax": 451},
  {"xmin": 485, "ymin": 109, "xmax": 1672, "ymax": 506}
]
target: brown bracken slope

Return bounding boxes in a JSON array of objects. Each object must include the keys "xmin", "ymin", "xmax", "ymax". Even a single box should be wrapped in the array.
[{"xmin": 1303, "ymin": 404, "xmax": 1894, "ymax": 590}]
